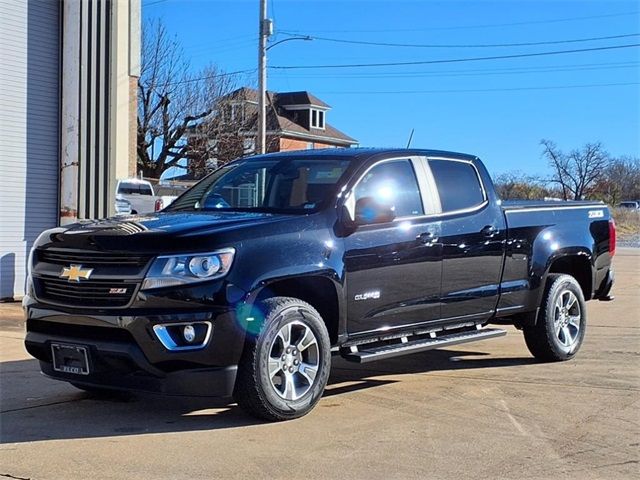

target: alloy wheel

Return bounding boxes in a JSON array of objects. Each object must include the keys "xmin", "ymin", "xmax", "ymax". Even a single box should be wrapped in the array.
[
  {"xmin": 554, "ymin": 289, "xmax": 581, "ymax": 347},
  {"xmin": 267, "ymin": 320, "xmax": 320, "ymax": 401}
]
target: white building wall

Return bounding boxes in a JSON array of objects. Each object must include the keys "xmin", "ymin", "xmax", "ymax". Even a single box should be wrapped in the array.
[
  {"xmin": 0, "ymin": 0, "xmax": 60, "ymax": 299},
  {"xmin": 0, "ymin": 0, "xmax": 140, "ymax": 300}
]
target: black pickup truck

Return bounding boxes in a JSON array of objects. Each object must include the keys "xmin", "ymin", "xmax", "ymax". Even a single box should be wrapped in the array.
[{"xmin": 24, "ymin": 148, "xmax": 616, "ymax": 420}]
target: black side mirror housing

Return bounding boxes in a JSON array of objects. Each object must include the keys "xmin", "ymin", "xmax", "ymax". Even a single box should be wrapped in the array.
[{"xmin": 354, "ymin": 196, "xmax": 396, "ymax": 225}]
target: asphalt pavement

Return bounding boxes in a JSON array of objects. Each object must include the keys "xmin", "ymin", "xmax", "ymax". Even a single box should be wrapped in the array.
[{"xmin": 1, "ymin": 249, "xmax": 638, "ymax": 479}]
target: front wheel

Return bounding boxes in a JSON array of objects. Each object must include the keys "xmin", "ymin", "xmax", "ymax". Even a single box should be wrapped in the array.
[
  {"xmin": 523, "ymin": 274, "xmax": 587, "ymax": 362},
  {"xmin": 233, "ymin": 297, "xmax": 331, "ymax": 421}
]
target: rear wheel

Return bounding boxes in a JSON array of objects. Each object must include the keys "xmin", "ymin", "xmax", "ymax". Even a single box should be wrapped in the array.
[
  {"xmin": 233, "ymin": 297, "xmax": 331, "ymax": 421},
  {"xmin": 523, "ymin": 274, "xmax": 587, "ymax": 362}
]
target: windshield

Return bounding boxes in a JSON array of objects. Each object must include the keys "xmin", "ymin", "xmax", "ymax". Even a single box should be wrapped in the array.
[{"xmin": 167, "ymin": 157, "xmax": 352, "ymax": 214}]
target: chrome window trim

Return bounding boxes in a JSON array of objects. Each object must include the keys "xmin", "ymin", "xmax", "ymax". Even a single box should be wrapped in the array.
[
  {"xmin": 412, "ymin": 156, "xmax": 442, "ymax": 215},
  {"xmin": 425, "ymin": 156, "xmax": 489, "ymax": 216},
  {"xmin": 344, "ymin": 156, "xmax": 426, "ymax": 221},
  {"xmin": 505, "ymin": 204, "xmax": 604, "ymax": 213},
  {"xmin": 389, "ymin": 200, "xmax": 489, "ymax": 222},
  {"xmin": 344, "ymin": 155, "xmax": 491, "ymax": 225}
]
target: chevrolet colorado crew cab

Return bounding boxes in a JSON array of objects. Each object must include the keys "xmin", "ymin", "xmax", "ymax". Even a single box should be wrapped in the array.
[{"xmin": 24, "ymin": 148, "xmax": 616, "ymax": 421}]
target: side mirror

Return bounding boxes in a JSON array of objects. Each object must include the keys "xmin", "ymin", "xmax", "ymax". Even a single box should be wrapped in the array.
[
  {"xmin": 354, "ymin": 197, "xmax": 396, "ymax": 225},
  {"xmin": 201, "ymin": 193, "xmax": 230, "ymax": 210}
]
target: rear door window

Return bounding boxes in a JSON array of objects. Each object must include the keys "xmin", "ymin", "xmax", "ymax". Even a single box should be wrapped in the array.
[{"xmin": 428, "ymin": 160, "xmax": 485, "ymax": 213}]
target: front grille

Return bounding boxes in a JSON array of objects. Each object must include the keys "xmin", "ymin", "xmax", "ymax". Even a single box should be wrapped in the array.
[
  {"xmin": 37, "ymin": 249, "xmax": 151, "ymax": 268},
  {"xmin": 35, "ymin": 277, "xmax": 138, "ymax": 308}
]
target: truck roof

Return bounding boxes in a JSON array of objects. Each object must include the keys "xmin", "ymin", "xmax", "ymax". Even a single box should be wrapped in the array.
[
  {"xmin": 118, "ymin": 178, "xmax": 153, "ymax": 185},
  {"xmin": 246, "ymin": 147, "xmax": 479, "ymax": 162}
]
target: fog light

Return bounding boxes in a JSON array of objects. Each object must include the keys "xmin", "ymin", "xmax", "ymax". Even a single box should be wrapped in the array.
[
  {"xmin": 153, "ymin": 321, "xmax": 212, "ymax": 351},
  {"xmin": 183, "ymin": 325, "xmax": 196, "ymax": 343}
]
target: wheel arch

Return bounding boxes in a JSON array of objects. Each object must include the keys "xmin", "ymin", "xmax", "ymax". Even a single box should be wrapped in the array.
[
  {"xmin": 545, "ymin": 252, "xmax": 593, "ymax": 301},
  {"xmin": 248, "ymin": 274, "xmax": 344, "ymax": 345}
]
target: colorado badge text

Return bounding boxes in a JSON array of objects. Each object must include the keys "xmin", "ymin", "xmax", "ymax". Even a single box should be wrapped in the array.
[{"xmin": 354, "ymin": 290, "xmax": 381, "ymax": 301}]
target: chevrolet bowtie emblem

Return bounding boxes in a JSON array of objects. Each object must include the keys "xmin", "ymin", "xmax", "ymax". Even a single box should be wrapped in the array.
[{"xmin": 60, "ymin": 264, "xmax": 93, "ymax": 282}]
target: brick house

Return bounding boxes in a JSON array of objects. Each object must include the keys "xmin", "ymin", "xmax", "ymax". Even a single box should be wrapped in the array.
[{"xmin": 186, "ymin": 87, "xmax": 358, "ymax": 166}]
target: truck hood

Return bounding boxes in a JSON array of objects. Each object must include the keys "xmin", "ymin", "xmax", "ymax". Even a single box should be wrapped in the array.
[{"xmin": 41, "ymin": 211, "xmax": 297, "ymax": 253}]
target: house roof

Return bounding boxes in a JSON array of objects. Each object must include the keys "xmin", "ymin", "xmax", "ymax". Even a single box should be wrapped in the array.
[
  {"xmin": 222, "ymin": 87, "xmax": 356, "ymax": 146},
  {"xmin": 225, "ymin": 87, "xmax": 330, "ymax": 109},
  {"xmin": 275, "ymin": 91, "xmax": 330, "ymax": 109},
  {"xmin": 226, "ymin": 87, "xmax": 259, "ymax": 103},
  {"xmin": 269, "ymin": 111, "xmax": 357, "ymax": 145}
]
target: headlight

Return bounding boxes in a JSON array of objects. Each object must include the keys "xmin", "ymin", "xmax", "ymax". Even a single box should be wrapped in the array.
[{"xmin": 141, "ymin": 248, "xmax": 235, "ymax": 290}]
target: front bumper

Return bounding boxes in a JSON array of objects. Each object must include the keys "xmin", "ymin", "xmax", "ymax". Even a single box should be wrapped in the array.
[
  {"xmin": 29, "ymin": 330, "xmax": 237, "ymax": 396},
  {"xmin": 23, "ymin": 298, "xmax": 247, "ymax": 397}
]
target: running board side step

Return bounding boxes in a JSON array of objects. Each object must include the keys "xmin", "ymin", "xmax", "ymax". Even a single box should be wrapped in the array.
[{"xmin": 341, "ymin": 328, "xmax": 507, "ymax": 363}]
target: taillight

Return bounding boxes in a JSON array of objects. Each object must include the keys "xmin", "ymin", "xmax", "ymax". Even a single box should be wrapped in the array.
[
  {"xmin": 609, "ymin": 219, "xmax": 616, "ymax": 257},
  {"xmin": 154, "ymin": 199, "xmax": 163, "ymax": 212}
]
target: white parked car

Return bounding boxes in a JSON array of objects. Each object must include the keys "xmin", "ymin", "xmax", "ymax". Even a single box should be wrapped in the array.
[
  {"xmin": 114, "ymin": 197, "xmax": 133, "ymax": 215},
  {"xmin": 114, "ymin": 178, "xmax": 180, "ymax": 215},
  {"xmin": 618, "ymin": 201, "xmax": 640, "ymax": 210},
  {"xmin": 115, "ymin": 179, "xmax": 158, "ymax": 214}
]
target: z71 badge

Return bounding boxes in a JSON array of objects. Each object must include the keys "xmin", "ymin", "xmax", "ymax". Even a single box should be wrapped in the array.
[{"xmin": 588, "ymin": 210, "xmax": 604, "ymax": 219}]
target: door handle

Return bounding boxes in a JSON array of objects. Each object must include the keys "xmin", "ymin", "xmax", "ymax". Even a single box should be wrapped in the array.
[
  {"xmin": 417, "ymin": 232, "xmax": 436, "ymax": 244},
  {"xmin": 481, "ymin": 225, "xmax": 498, "ymax": 237}
]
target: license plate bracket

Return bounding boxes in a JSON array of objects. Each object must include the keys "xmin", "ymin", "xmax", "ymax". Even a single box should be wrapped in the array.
[{"xmin": 51, "ymin": 343, "xmax": 90, "ymax": 375}]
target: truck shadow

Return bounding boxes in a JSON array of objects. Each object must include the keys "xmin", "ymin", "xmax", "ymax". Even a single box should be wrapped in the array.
[
  {"xmin": 325, "ymin": 349, "xmax": 535, "ymax": 397},
  {"xmin": 0, "ymin": 350, "xmax": 534, "ymax": 444}
]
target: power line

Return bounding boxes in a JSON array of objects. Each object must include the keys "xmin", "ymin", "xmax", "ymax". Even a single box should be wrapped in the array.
[
  {"xmin": 271, "ymin": 61, "xmax": 639, "ymax": 78},
  {"xmin": 144, "ymin": 0, "xmax": 168, "ymax": 7},
  {"xmin": 279, "ymin": 11, "xmax": 640, "ymax": 34},
  {"xmin": 159, "ymin": 69, "xmax": 256, "ymax": 86},
  {"xmin": 270, "ymin": 43, "xmax": 640, "ymax": 69},
  {"xmin": 269, "ymin": 61, "xmax": 640, "ymax": 79},
  {"xmin": 187, "ymin": 39, "xmax": 258, "ymax": 58},
  {"xmin": 183, "ymin": 35, "xmax": 257, "ymax": 51},
  {"xmin": 279, "ymin": 32, "xmax": 640, "ymax": 49},
  {"xmin": 317, "ymin": 82, "xmax": 640, "ymax": 95}
]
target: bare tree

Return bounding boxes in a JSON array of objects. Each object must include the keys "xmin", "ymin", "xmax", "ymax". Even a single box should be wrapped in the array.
[
  {"xmin": 137, "ymin": 20, "xmax": 239, "ymax": 179},
  {"xmin": 493, "ymin": 171, "xmax": 550, "ymax": 200},
  {"xmin": 184, "ymin": 91, "xmax": 283, "ymax": 178},
  {"xmin": 590, "ymin": 156, "xmax": 640, "ymax": 205},
  {"xmin": 541, "ymin": 140, "xmax": 611, "ymax": 200}
]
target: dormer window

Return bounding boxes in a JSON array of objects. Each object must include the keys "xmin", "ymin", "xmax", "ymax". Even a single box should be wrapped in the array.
[
  {"xmin": 310, "ymin": 108, "xmax": 325, "ymax": 129},
  {"xmin": 231, "ymin": 103, "xmax": 244, "ymax": 123}
]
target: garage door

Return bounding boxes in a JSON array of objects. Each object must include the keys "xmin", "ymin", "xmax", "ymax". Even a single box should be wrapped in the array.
[{"xmin": 0, "ymin": 0, "xmax": 60, "ymax": 299}]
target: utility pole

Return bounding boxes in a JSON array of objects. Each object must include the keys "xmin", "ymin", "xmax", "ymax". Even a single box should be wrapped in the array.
[{"xmin": 257, "ymin": 0, "xmax": 272, "ymax": 154}]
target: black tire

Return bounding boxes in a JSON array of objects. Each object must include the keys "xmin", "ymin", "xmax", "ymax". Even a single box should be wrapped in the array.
[
  {"xmin": 523, "ymin": 274, "xmax": 587, "ymax": 362},
  {"xmin": 233, "ymin": 297, "xmax": 331, "ymax": 421}
]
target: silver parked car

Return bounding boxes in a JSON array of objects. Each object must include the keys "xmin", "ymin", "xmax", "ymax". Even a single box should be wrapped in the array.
[{"xmin": 618, "ymin": 201, "xmax": 640, "ymax": 210}]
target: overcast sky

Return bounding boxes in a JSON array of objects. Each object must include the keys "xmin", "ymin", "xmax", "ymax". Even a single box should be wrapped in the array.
[{"xmin": 144, "ymin": 0, "xmax": 640, "ymax": 176}]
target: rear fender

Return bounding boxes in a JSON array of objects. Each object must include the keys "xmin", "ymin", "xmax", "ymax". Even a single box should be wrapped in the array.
[{"xmin": 532, "ymin": 243, "xmax": 593, "ymax": 311}]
